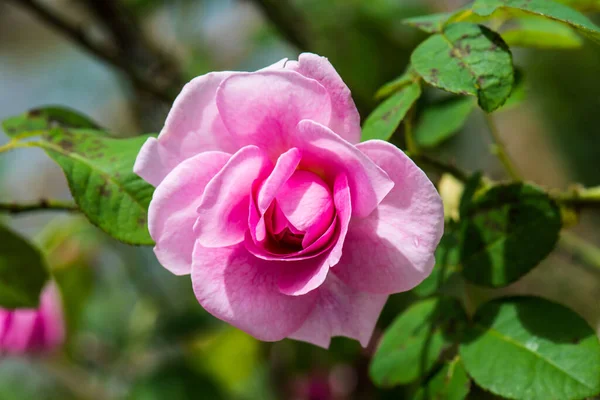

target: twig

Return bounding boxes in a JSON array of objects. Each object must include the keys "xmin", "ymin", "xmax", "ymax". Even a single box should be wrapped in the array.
[
  {"xmin": 404, "ymin": 107, "xmax": 418, "ymax": 155},
  {"xmin": 0, "ymin": 199, "xmax": 78, "ymax": 214},
  {"xmin": 559, "ymin": 231, "xmax": 600, "ymax": 273},
  {"xmin": 411, "ymin": 153, "xmax": 470, "ymax": 182},
  {"xmin": 6, "ymin": 0, "xmax": 176, "ymax": 103},
  {"xmin": 249, "ymin": 0, "xmax": 310, "ymax": 50},
  {"xmin": 552, "ymin": 186, "xmax": 600, "ymax": 208},
  {"xmin": 483, "ymin": 112, "xmax": 522, "ymax": 181}
]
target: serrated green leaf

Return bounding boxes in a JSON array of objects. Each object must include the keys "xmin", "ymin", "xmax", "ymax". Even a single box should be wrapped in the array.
[
  {"xmin": 0, "ymin": 223, "xmax": 49, "ymax": 308},
  {"xmin": 555, "ymin": 0, "xmax": 600, "ymax": 12},
  {"xmin": 413, "ymin": 228, "xmax": 461, "ymax": 297},
  {"xmin": 2, "ymin": 107, "xmax": 101, "ymax": 139},
  {"xmin": 460, "ymin": 297, "xmax": 600, "ymax": 400},
  {"xmin": 413, "ymin": 357, "xmax": 471, "ymax": 400},
  {"xmin": 502, "ymin": 17, "xmax": 583, "ymax": 48},
  {"xmin": 403, "ymin": 12, "xmax": 454, "ymax": 33},
  {"xmin": 33, "ymin": 128, "xmax": 154, "ymax": 245},
  {"xmin": 370, "ymin": 297, "xmax": 467, "ymax": 387},
  {"xmin": 414, "ymin": 97, "xmax": 476, "ymax": 148},
  {"xmin": 411, "ymin": 23, "xmax": 514, "ymax": 112},
  {"xmin": 375, "ymin": 67, "xmax": 419, "ymax": 100},
  {"xmin": 361, "ymin": 82, "xmax": 421, "ymax": 142},
  {"xmin": 459, "ymin": 183, "xmax": 561, "ymax": 288},
  {"xmin": 472, "ymin": 0, "xmax": 600, "ymax": 44}
]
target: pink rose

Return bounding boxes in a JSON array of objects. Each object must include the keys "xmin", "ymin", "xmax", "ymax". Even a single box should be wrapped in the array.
[
  {"xmin": 134, "ymin": 53, "xmax": 444, "ymax": 348},
  {"xmin": 0, "ymin": 283, "xmax": 65, "ymax": 355}
]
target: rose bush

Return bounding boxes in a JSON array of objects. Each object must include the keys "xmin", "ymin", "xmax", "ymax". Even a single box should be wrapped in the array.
[
  {"xmin": 134, "ymin": 53, "xmax": 444, "ymax": 347},
  {"xmin": 0, "ymin": 283, "xmax": 64, "ymax": 355}
]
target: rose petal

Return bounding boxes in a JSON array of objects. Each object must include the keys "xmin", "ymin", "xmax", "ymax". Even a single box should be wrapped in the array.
[
  {"xmin": 286, "ymin": 53, "xmax": 361, "ymax": 144},
  {"xmin": 134, "ymin": 72, "xmax": 238, "ymax": 186},
  {"xmin": 1, "ymin": 311, "xmax": 37, "ymax": 353},
  {"xmin": 216, "ymin": 70, "xmax": 332, "ymax": 158},
  {"xmin": 195, "ymin": 146, "xmax": 273, "ymax": 248},
  {"xmin": 293, "ymin": 120, "xmax": 394, "ymax": 217},
  {"xmin": 257, "ymin": 148, "xmax": 302, "ymax": 214},
  {"xmin": 37, "ymin": 283, "xmax": 64, "ymax": 350},
  {"xmin": 149, "ymin": 151, "xmax": 230, "ymax": 275},
  {"xmin": 333, "ymin": 140, "xmax": 444, "ymax": 294},
  {"xmin": 191, "ymin": 243, "xmax": 317, "ymax": 341},
  {"xmin": 288, "ymin": 274, "xmax": 387, "ymax": 348}
]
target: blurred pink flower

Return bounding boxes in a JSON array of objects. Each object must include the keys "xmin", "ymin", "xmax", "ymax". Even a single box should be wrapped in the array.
[
  {"xmin": 135, "ymin": 53, "xmax": 444, "ymax": 348},
  {"xmin": 0, "ymin": 282, "xmax": 65, "ymax": 355}
]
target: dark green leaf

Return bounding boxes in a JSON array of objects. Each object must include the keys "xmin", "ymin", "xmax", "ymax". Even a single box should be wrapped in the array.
[
  {"xmin": 370, "ymin": 297, "xmax": 467, "ymax": 387},
  {"xmin": 375, "ymin": 67, "xmax": 419, "ymax": 100},
  {"xmin": 472, "ymin": 0, "xmax": 600, "ymax": 44},
  {"xmin": 460, "ymin": 183, "xmax": 561, "ymax": 287},
  {"xmin": 361, "ymin": 82, "xmax": 421, "ymax": 142},
  {"xmin": 554, "ymin": 0, "xmax": 600, "ymax": 12},
  {"xmin": 403, "ymin": 12, "xmax": 454, "ymax": 33},
  {"xmin": 459, "ymin": 172, "xmax": 484, "ymax": 219},
  {"xmin": 411, "ymin": 23, "xmax": 514, "ymax": 112},
  {"xmin": 414, "ymin": 97, "xmax": 476, "ymax": 148},
  {"xmin": 413, "ymin": 357, "xmax": 470, "ymax": 400},
  {"xmin": 0, "ymin": 223, "xmax": 49, "ymax": 308},
  {"xmin": 501, "ymin": 17, "xmax": 583, "ymax": 49},
  {"xmin": 497, "ymin": 67, "xmax": 526, "ymax": 111},
  {"xmin": 36, "ymin": 128, "xmax": 154, "ymax": 245},
  {"xmin": 413, "ymin": 228, "xmax": 461, "ymax": 297},
  {"xmin": 2, "ymin": 107, "xmax": 101, "ymax": 139},
  {"xmin": 460, "ymin": 297, "xmax": 600, "ymax": 400}
]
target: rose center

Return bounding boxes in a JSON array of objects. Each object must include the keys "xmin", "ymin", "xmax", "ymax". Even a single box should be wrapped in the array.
[{"xmin": 265, "ymin": 170, "xmax": 334, "ymax": 251}]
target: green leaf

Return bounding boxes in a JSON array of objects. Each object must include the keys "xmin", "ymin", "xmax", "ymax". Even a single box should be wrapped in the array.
[
  {"xmin": 35, "ymin": 128, "xmax": 154, "ymax": 245},
  {"xmin": 472, "ymin": 0, "xmax": 600, "ymax": 44},
  {"xmin": 554, "ymin": 0, "xmax": 600, "ymax": 12},
  {"xmin": 411, "ymin": 23, "xmax": 514, "ymax": 112},
  {"xmin": 459, "ymin": 183, "xmax": 561, "ymax": 287},
  {"xmin": 375, "ymin": 67, "xmax": 419, "ymax": 100},
  {"xmin": 413, "ymin": 228, "xmax": 461, "ymax": 297},
  {"xmin": 2, "ymin": 107, "xmax": 101, "ymax": 139},
  {"xmin": 501, "ymin": 17, "xmax": 583, "ymax": 49},
  {"xmin": 497, "ymin": 67, "xmax": 526, "ymax": 111},
  {"xmin": 0, "ymin": 223, "xmax": 49, "ymax": 308},
  {"xmin": 403, "ymin": 12, "xmax": 454, "ymax": 33},
  {"xmin": 460, "ymin": 297, "xmax": 600, "ymax": 400},
  {"xmin": 361, "ymin": 82, "xmax": 421, "ymax": 142},
  {"xmin": 370, "ymin": 297, "xmax": 467, "ymax": 387},
  {"xmin": 413, "ymin": 357, "xmax": 471, "ymax": 400},
  {"xmin": 414, "ymin": 97, "xmax": 476, "ymax": 148},
  {"xmin": 459, "ymin": 172, "xmax": 484, "ymax": 219}
]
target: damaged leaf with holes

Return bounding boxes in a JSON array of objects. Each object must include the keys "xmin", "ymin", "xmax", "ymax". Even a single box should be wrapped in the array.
[
  {"xmin": 38, "ymin": 128, "xmax": 155, "ymax": 245},
  {"xmin": 1, "ymin": 106, "xmax": 101, "ymax": 139},
  {"xmin": 411, "ymin": 22, "xmax": 515, "ymax": 112}
]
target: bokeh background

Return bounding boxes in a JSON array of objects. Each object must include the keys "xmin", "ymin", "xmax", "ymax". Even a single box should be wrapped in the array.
[{"xmin": 0, "ymin": 0, "xmax": 599, "ymax": 399}]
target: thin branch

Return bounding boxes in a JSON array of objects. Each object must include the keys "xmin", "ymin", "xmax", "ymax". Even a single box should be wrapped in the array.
[
  {"xmin": 559, "ymin": 231, "xmax": 600, "ymax": 273},
  {"xmin": 552, "ymin": 186, "xmax": 600, "ymax": 208},
  {"xmin": 411, "ymin": 153, "xmax": 470, "ymax": 182},
  {"xmin": 250, "ymin": 0, "xmax": 310, "ymax": 50},
  {"xmin": 404, "ymin": 107, "xmax": 418, "ymax": 155},
  {"xmin": 6, "ymin": 0, "xmax": 176, "ymax": 103},
  {"xmin": 483, "ymin": 112, "xmax": 522, "ymax": 181},
  {"xmin": 0, "ymin": 199, "xmax": 78, "ymax": 214}
]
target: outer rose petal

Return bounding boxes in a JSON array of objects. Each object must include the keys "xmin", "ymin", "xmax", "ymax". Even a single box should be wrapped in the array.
[
  {"xmin": 293, "ymin": 120, "xmax": 394, "ymax": 217},
  {"xmin": 286, "ymin": 53, "xmax": 361, "ymax": 144},
  {"xmin": 216, "ymin": 70, "xmax": 332, "ymax": 158},
  {"xmin": 37, "ymin": 283, "xmax": 65, "ymax": 350},
  {"xmin": 333, "ymin": 140, "xmax": 444, "ymax": 294},
  {"xmin": 289, "ymin": 274, "xmax": 387, "ymax": 348},
  {"xmin": 196, "ymin": 146, "xmax": 272, "ymax": 248},
  {"xmin": 149, "ymin": 151, "xmax": 231, "ymax": 275},
  {"xmin": 134, "ymin": 72, "xmax": 237, "ymax": 186},
  {"xmin": 1, "ymin": 311, "xmax": 37, "ymax": 353},
  {"xmin": 191, "ymin": 243, "xmax": 318, "ymax": 341}
]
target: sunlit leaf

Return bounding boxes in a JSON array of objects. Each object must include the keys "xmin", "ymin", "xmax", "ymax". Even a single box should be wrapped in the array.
[
  {"xmin": 361, "ymin": 82, "xmax": 421, "ymax": 142},
  {"xmin": 460, "ymin": 297, "xmax": 600, "ymax": 400},
  {"xmin": 414, "ymin": 97, "xmax": 476, "ymax": 148},
  {"xmin": 370, "ymin": 297, "xmax": 467, "ymax": 387},
  {"xmin": 472, "ymin": 0, "xmax": 600, "ymax": 44},
  {"xmin": 2, "ymin": 107, "xmax": 101, "ymax": 139},
  {"xmin": 375, "ymin": 67, "xmax": 419, "ymax": 100},
  {"xmin": 411, "ymin": 23, "xmax": 514, "ymax": 112},
  {"xmin": 502, "ymin": 17, "xmax": 583, "ymax": 49}
]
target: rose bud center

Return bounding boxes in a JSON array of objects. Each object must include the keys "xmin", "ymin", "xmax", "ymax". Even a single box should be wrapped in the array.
[{"xmin": 265, "ymin": 170, "xmax": 334, "ymax": 252}]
